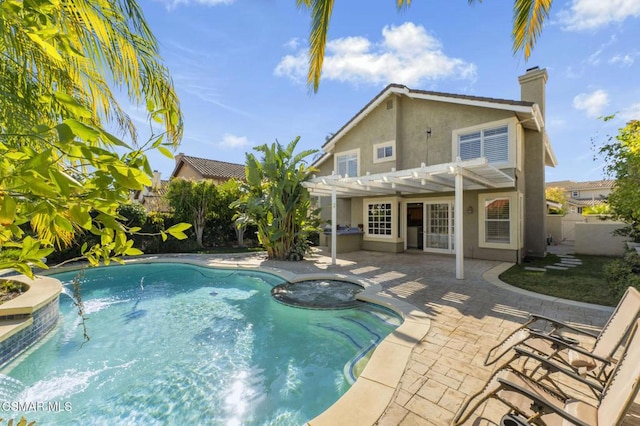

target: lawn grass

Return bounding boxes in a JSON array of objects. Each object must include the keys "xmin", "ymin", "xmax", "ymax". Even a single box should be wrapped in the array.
[{"xmin": 499, "ymin": 254, "xmax": 620, "ymax": 306}]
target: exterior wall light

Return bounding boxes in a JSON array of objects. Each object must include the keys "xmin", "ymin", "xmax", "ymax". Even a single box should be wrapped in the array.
[{"xmin": 467, "ymin": 206, "xmax": 474, "ymax": 214}]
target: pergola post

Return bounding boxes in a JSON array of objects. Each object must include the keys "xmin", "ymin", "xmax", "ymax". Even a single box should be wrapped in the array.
[
  {"xmin": 454, "ymin": 170, "xmax": 464, "ymax": 279},
  {"xmin": 331, "ymin": 186, "xmax": 337, "ymax": 266}
]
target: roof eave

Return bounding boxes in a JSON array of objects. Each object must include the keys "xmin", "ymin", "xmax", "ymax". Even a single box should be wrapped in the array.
[{"xmin": 544, "ymin": 130, "xmax": 558, "ymax": 168}]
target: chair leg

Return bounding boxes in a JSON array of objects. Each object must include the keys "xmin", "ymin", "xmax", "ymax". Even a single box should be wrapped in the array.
[{"xmin": 485, "ymin": 327, "xmax": 533, "ymax": 366}]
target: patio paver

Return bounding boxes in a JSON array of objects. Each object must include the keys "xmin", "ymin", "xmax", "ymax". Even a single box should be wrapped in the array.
[{"xmin": 133, "ymin": 249, "xmax": 638, "ymax": 425}]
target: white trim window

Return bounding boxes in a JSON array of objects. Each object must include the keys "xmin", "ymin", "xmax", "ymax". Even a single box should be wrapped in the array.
[
  {"xmin": 373, "ymin": 141, "xmax": 395, "ymax": 163},
  {"xmin": 485, "ymin": 198, "xmax": 510, "ymax": 243},
  {"xmin": 478, "ymin": 192, "xmax": 519, "ymax": 250},
  {"xmin": 335, "ymin": 149, "xmax": 359, "ymax": 177},
  {"xmin": 367, "ymin": 202, "xmax": 393, "ymax": 237},
  {"xmin": 459, "ymin": 126, "xmax": 508, "ymax": 163},
  {"xmin": 453, "ymin": 118, "xmax": 516, "ymax": 168}
]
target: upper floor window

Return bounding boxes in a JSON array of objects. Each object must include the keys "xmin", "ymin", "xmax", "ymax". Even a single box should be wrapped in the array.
[
  {"xmin": 572, "ymin": 190, "xmax": 579, "ymax": 197},
  {"xmin": 373, "ymin": 141, "xmax": 396, "ymax": 163},
  {"xmin": 458, "ymin": 125, "xmax": 509, "ymax": 164},
  {"xmin": 453, "ymin": 118, "xmax": 518, "ymax": 168},
  {"xmin": 335, "ymin": 149, "xmax": 359, "ymax": 177}
]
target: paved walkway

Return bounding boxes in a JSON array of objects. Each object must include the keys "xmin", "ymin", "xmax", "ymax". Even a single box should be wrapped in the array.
[{"xmin": 136, "ymin": 248, "xmax": 638, "ymax": 425}]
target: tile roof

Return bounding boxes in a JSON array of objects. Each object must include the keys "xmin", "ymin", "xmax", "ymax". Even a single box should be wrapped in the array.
[
  {"xmin": 566, "ymin": 198, "xmax": 607, "ymax": 207},
  {"xmin": 178, "ymin": 155, "xmax": 245, "ymax": 180},
  {"xmin": 546, "ymin": 179, "xmax": 615, "ymax": 190}
]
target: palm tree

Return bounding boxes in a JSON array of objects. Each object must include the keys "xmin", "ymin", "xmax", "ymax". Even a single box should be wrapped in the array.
[
  {"xmin": 0, "ymin": 0, "xmax": 185, "ymax": 275},
  {"xmin": 0, "ymin": 0, "xmax": 182, "ymax": 143},
  {"xmin": 297, "ymin": 0, "xmax": 552, "ymax": 92}
]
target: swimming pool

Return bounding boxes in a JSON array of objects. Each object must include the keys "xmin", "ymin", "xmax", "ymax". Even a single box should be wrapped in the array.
[{"xmin": 0, "ymin": 263, "xmax": 400, "ymax": 424}]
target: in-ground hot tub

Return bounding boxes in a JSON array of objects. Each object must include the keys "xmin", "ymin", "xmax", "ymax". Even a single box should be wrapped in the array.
[{"xmin": 271, "ymin": 279, "xmax": 363, "ymax": 309}]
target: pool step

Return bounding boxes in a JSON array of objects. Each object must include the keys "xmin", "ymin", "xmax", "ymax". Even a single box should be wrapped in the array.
[{"xmin": 314, "ymin": 318, "xmax": 384, "ymax": 384}]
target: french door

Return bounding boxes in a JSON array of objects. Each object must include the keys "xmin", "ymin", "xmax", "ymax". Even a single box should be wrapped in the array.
[{"xmin": 424, "ymin": 202, "xmax": 454, "ymax": 253}]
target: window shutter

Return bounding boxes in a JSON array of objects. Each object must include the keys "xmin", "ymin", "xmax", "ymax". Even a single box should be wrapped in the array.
[
  {"xmin": 459, "ymin": 132, "xmax": 481, "ymax": 160},
  {"xmin": 483, "ymin": 126, "xmax": 508, "ymax": 163}
]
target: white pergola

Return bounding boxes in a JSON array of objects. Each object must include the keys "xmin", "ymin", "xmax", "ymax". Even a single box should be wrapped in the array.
[{"xmin": 303, "ymin": 157, "xmax": 516, "ymax": 279}]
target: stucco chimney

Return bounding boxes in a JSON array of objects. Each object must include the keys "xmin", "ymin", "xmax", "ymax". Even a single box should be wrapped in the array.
[
  {"xmin": 175, "ymin": 152, "xmax": 184, "ymax": 166},
  {"xmin": 518, "ymin": 66, "xmax": 548, "ymax": 122}
]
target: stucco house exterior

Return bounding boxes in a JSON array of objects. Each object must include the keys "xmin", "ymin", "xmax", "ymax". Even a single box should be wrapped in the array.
[
  {"xmin": 304, "ymin": 67, "xmax": 557, "ymax": 278},
  {"xmin": 132, "ymin": 171, "xmax": 171, "ymax": 213},
  {"xmin": 545, "ymin": 179, "xmax": 616, "ymax": 243},
  {"xmin": 132, "ymin": 154, "xmax": 245, "ymax": 212},
  {"xmin": 547, "ymin": 179, "xmax": 614, "ymax": 214}
]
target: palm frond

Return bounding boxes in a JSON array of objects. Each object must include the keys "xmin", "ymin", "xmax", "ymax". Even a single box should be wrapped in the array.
[
  {"xmin": 307, "ymin": 0, "xmax": 334, "ymax": 93},
  {"xmin": 513, "ymin": 0, "xmax": 552, "ymax": 59}
]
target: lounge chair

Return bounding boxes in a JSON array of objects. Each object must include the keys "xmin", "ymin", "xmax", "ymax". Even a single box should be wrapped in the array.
[
  {"xmin": 453, "ymin": 318, "xmax": 640, "ymax": 426},
  {"xmin": 484, "ymin": 286, "xmax": 640, "ymax": 384}
]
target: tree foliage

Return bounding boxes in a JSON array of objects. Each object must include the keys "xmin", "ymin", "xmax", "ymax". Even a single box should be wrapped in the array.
[
  {"xmin": 215, "ymin": 179, "xmax": 246, "ymax": 246},
  {"xmin": 297, "ymin": 0, "xmax": 552, "ymax": 91},
  {"xmin": 599, "ymin": 120, "xmax": 640, "ymax": 241},
  {"xmin": 0, "ymin": 0, "xmax": 188, "ymax": 277},
  {"xmin": 232, "ymin": 137, "xmax": 321, "ymax": 260},
  {"xmin": 166, "ymin": 179, "xmax": 220, "ymax": 247},
  {"xmin": 545, "ymin": 186, "xmax": 566, "ymax": 214}
]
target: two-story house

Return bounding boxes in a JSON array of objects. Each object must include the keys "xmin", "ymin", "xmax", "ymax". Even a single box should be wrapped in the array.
[
  {"xmin": 546, "ymin": 180, "xmax": 614, "ymax": 214},
  {"xmin": 304, "ymin": 67, "xmax": 557, "ymax": 278}
]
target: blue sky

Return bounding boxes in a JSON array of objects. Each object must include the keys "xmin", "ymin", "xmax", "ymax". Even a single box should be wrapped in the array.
[{"xmin": 134, "ymin": 0, "xmax": 640, "ymax": 183}]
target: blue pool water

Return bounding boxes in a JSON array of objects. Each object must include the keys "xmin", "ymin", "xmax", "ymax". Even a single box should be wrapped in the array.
[{"xmin": 0, "ymin": 263, "xmax": 400, "ymax": 425}]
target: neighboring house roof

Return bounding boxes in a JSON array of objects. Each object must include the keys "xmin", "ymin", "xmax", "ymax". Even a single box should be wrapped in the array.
[
  {"xmin": 134, "ymin": 179, "xmax": 171, "ymax": 213},
  {"xmin": 546, "ymin": 199, "xmax": 563, "ymax": 210},
  {"xmin": 546, "ymin": 179, "xmax": 616, "ymax": 191},
  {"xmin": 566, "ymin": 198, "xmax": 607, "ymax": 207},
  {"xmin": 313, "ymin": 83, "xmax": 555, "ymax": 169},
  {"xmin": 171, "ymin": 155, "xmax": 245, "ymax": 181}
]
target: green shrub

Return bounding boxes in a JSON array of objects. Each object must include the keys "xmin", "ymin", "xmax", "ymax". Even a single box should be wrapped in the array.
[{"xmin": 604, "ymin": 251, "xmax": 640, "ymax": 298}]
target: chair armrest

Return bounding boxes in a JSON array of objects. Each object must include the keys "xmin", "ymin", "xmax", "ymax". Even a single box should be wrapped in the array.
[
  {"xmin": 527, "ymin": 314, "xmax": 599, "ymax": 339},
  {"xmin": 496, "ymin": 377, "xmax": 591, "ymax": 426},
  {"xmin": 513, "ymin": 347, "xmax": 605, "ymax": 393},
  {"xmin": 527, "ymin": 330, "xmax": 612, "ymax": 365}
]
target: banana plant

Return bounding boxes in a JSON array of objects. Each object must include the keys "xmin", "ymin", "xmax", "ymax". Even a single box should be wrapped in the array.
[{"xmin": 232, "ymin": 137, "xmax": 321, "ymax": 261}]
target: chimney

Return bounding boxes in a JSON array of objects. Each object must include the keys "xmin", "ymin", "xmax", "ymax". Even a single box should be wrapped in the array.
[
  {"xmin": 518, "ymin": 66, "xmax": 548, "ymax": 122},
  {"xmin": 152, "ymin": 170, "xmax": 161, "ymax": 189},
  {"xmin": 175, "ymin": 152, "xmax": 184, "ymax": 166}
]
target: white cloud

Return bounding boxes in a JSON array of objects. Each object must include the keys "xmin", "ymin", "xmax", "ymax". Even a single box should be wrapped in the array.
[
  {"xmin": 609, "ymin": 54, "xmax": 634, "ymax": 67},
  {"xmin": 619, "ymin": 103, "xmax": 640, "ymax": 121},
  {"xmin": 587, "ymin": 49, "xmax": 602, "ymax": 65},
  {"xmin": 573, "ymin": 90, "xmax": 609, "ymax": 118},
  {"xmin": 219, "ymin": 133, "xmax": 250, "ymax": 149},
  {"xmin": 284, "ymin": 38, "xmax": 302, "ymax": 50},
  {"xmin": 274, "ymin": 22, "xmax": 476, "ymax": 87},
  {"xmin": 559, "ymin": 0, "xmax": 640, "ymax": 31}
]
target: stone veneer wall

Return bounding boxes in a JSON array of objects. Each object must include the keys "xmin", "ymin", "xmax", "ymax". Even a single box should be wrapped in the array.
[{"xmin": 0, "ymin": 297, "xmax": 59, "ymax": 368}]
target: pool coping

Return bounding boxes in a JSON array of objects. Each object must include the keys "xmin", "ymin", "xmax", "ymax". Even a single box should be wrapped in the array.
[
  {"xmin": 44, "ymin": 256, "xmax": 432, "ymax": 425},
  {"xmin": 0, "ymin": 275, "xmax": 62, "ymax": 341}
]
